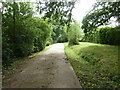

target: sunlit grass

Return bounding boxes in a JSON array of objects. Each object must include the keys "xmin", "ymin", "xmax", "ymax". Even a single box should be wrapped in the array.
[{"xmin": 64, "ymin": 42, "xmax": 120, "ymax": 88}]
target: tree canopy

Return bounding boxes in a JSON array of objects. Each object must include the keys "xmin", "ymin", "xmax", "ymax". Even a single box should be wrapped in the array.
[
  {"xmin": 81, "ymin": 2, "xmax": 120, "ymax": 34},
  {"xmin": 36, "ymin": 1, "xmax": 77, "ymax": 43},
  {"xmin": 2, "ymin": 2, "xmax": 52, "ymax": 66},
  {"xmin": 37, "ymin": 1, "xmax": 76, "ymax": 26}
]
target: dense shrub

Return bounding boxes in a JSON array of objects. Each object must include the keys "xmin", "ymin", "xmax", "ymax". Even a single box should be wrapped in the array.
[
  {"xmin": 32, "ymin": 18, "xmax": 52, "ymax": 52},
  {"xmin": 2, "ymin": 2, "xmax": 34, "ymax": 66},
  {"xmin": 82, "ymin": 26, "xmax": 120, "ymax": 45},
  {"xmin": 57, "ymin": 25, "xmax": 68, "ymax": 43},
  {"xmin": 2, "ymin": 17, "xmax": 52, "ymax": 66},
  {"xmin": 51, "ymin": 25, "xmax": 68, "ymax": 43},
  {"xmin": 2, "ymin": 2, "xmax": 52, "ymax": 67}
]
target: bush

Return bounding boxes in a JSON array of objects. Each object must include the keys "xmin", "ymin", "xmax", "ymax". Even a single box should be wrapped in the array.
[
  {"xmin": 51, "ymin": 25, "xmax": 68, "ymax": 43},
  {"xmin": 68, "ymin": 22, "xmax": 81, "ymax": 46},
  {"xmin": 2, "ymin": 11, "xmax": 52, "ymax": 66},
  {"xmin": 31, "ymin": 18, "xmax": 52, "ymax": 52},
  {"xmin": 82, "ymin": 26, "xmax": 120, "ymax": 45},
  {"xmin": 98, "ymin": 26, "xmax": 120, "ymax": 45}
]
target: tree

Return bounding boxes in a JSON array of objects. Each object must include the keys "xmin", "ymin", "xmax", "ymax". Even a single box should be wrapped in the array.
[
  {"xmin": 68, "ymin": 22, "xmax": 81, "ymax": 46},
  {"xmin": 2, "ymin": 2, "xmax": 35, "ymax": 66},
  {"xmin": 37, "ymin": 1, "xmax": 76, "ymax": 26},
  {"xmin": 37, "ymin": 0, "xmax": 76, "ymax": 43},
  {"xmin": 2, "ymin": 2, "xmax": 52, "ymax": 67},
  {"xmin": 81, "ymin": 2, "xmax": 120, "ymax": 34}
]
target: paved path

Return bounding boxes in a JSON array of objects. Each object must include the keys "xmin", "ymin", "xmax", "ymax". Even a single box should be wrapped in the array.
[{"xmin": 3, "ymin": 43, "xmax": 81, "ymax": 88}]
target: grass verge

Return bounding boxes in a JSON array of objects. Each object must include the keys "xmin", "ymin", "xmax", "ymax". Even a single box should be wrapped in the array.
[
  {"xmin": 64, "ymin": 42, "xmax": 120, "ymax": 88},
  {"xmin": 2, "ymin": 45, "xmax": 52, "ymax": 80}
]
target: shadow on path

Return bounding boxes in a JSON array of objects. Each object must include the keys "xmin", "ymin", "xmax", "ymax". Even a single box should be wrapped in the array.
[{"xmin": 3, "ymin": 43, "xmax": 81, "ymax": 88}]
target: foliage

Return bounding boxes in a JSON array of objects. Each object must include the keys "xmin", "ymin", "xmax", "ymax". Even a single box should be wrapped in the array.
[
  {"xmin": 81, "ymin": 2, "xmax": 120, "ymax": 34},
  {"xmin": 24, "ymin": 17, "xmax": 52, "ymax": 52},
  {"xmin": 37, "ymin": 1, "xmax": 75, "ymax": 26},
  {"xmin": 51, "ymin": 25, "xmax": 68, "ymax": 43},
  {"xmin": 3, "ymin": 45, "xmax": 52, "ymax": 80},
  {"xmin": 2, "ymin": 2, "xmax": 34, "ymax": 66},
  {"xmin": 64, "ymin": 42, "xmax": 120, "ymax": 88},
  {"xmin": 82, "ymin": 26, "xmax": 120, "ymax": 45},
  {"xmin": 57, "ymin": 25, "xmax": 68, "ymax": 43},
  {"xmin": 37, "ymin": 1, "xmax": 76, "ymax": 43},
  {"xmin": 2, "ymin": 2, "xmax": 52, "ymax": 67},
  {"xmin": 68, "ymin": 22, "xmax": 81, "ymax": 46}
]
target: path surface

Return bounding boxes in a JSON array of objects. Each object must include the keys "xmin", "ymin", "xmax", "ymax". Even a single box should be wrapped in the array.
[{"xmin": 3, "ymin": 43, "xmax": 81, "ymax": 88}]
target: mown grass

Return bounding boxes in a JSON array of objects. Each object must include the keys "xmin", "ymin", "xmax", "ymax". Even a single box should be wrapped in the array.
[
  {"xmin": 64, "ymin": 42, "xmax": 120, "ymax": 88},
  {"xmin": 2, "ymin": 45, "xmax": 52, "ymax": 80}
]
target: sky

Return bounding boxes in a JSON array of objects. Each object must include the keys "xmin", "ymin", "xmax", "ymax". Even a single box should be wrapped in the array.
[
  {"xmin": 72, "ymin": 0, "xmax": 118, "ymax": 27},
  {"xmin": 1, "ymin": 0, "xmax": 97, "ymax": 24},
  {"xmin": 31, "ymin": 0, "xmax": 97, "ymax": 24},
  {"xmin": 2, "ymin": 0, "xmax": 96, "ymax": 24},
  {"xmin": 72, "ymin": 0, "xmax": 97, "ymax": 24},
  {"xmin": 1, "ymin": 0, "xmax": 117, "ymax": 27}
]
